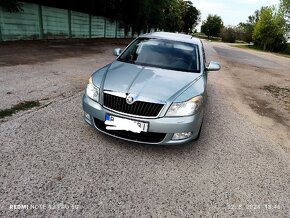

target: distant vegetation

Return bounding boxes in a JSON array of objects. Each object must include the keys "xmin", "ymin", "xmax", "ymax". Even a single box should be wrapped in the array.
[
  {"xmin": 199, "ymin": 0, "xmax": 290, "ymax": 54},
  {"xmin": 200, "ymin": 15, "xmax": 223, "ymax": 39},
  {"xmin": 0, "ymin": 0, "xmax": 201, "ymax": 36},
  {"xmin": 221, "ymin": 27, "xmax": 236, "ymax": 43},
  {"xmin": 1, "ymin": 0, "xmax": 289, "ymax": 55},
  {"xmin": 0, "ymin": 0, "xmax": 23, "ymax": 12}
]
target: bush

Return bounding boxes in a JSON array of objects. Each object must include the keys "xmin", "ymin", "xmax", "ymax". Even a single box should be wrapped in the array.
[
  {"xmin": 236, "ymin": 23, "xmax": 254, "ymax": 43},
  {"xmin": 221, "ymin": 27, "xmax": 236, "ymax": 43},
  {"xmin": 283, "ymin": 43, "xmax": 290, "ymax": 54}
]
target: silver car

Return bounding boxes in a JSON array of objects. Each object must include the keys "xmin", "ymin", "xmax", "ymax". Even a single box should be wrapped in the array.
[{"xmin": 82, "ymin": 32, "xmax": 220, "ymax": 145}]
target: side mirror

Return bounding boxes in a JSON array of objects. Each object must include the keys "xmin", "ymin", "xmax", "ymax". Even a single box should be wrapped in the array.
[
  {"xmin": 206, "ymin": 61, "xmax": 221, "ymax": 71},
  {"xmin": 113, "ymin": 48, "xmax": 122, "ymax": 56}
]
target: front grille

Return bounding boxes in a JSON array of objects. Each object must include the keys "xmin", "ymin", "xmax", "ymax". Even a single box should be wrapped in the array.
[
  {"xmin": 103, "ymin": 93, "xmax": 164, "ymax": 117},
  {"xmin": 94, "ymin": 118, "xmax": 166, "ymax": 143}
]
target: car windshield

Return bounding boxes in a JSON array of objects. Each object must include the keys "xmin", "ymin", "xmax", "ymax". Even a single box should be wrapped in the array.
[{"xmin": 118, "ymin": 38, "xmax": 200, "ymax": 72}]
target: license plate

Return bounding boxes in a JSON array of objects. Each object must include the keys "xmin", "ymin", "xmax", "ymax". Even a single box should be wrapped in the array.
[{"xmin": 105, "ymin": 114, "xmax": 148, "ymax": 133}]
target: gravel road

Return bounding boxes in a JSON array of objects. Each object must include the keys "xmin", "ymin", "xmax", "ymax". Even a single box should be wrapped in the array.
[{"xmin": 0, "ymin": 39, "xmax": 290, "ymax": 217}]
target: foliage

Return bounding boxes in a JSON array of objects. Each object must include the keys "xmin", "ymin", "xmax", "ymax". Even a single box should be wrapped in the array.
[
  {"xmin": 10, "ymin": 0, "xmax": 200, "ymax": 36},
  {"xmin": 121, "ymin": 0, "xmax": 200, "ymax": 34},
  {"xmin": 285, "ymin": 43, "xmax": 290, "ymax": 54},
  {"xmin": 221, "ymin": 27, "xmax": 236, "ymax": 43},
  {"xmin": 280, "ymin": 0, "xmax": 290, "ymax": 22},
  {"xmin": 236, "ymin": 1, "xmax": 289, "ymax": 52},
  {"xmin": 236, "ymin": 23, "xmax": 254, "ymax": 43},
  {"xmin": 247, "ymin": 10, "xmax": 260, "ymax": 25},
  {"xmin": 181, "ymin": 1, "xmax": 201, "ymax": 33},
  {"xmin": 253, "ymin": 6, "xmax": 287, "ymax": 51},
  {"xmin": 162, "ymin": 0, "xmax": 184, "ymax": 32},
  {"xmin": 280, "ymin": 0, "xmax": 290, "ymax": 39},
  {"xmin": 201, "ymin": 14, "xmax": 223, "ymax": 38},
  {"xmin": 0, "ymin": 0, "xmax": 23, "ymax": 12},
  {"xmin": 235, "ymin": 10, "xmax": 260, "ymax": 43}
]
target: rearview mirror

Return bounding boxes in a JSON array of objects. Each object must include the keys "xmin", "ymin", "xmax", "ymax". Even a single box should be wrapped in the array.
[
  {"xmin": 113, "ymin": 48, "xmax": 122, "ymax": 56},
  {"xmin": 206, "ymin": 61, "xmax": 221, "ymax": 71}
]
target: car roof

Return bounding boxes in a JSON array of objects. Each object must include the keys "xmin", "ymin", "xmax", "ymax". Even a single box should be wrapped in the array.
[{"xmin": 139, "ymin": 32, "xmax": 201, "ymax": 45}]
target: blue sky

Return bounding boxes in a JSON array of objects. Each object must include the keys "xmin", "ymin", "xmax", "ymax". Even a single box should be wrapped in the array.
[{"xmin": 192, "ymin": 0, "xmax": 280, "ymax": 29}]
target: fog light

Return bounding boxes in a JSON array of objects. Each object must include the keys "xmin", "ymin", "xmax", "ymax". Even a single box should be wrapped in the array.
[
  {"xmin": 84, "ymin": 112, "xmax": 91, "ymax": 121},
  {"xmin": 172, "ymin": 132, "xmax": 192, "ymax": 140}
]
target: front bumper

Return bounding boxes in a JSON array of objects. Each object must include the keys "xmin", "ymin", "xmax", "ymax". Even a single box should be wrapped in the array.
[{"xmin": 82, "ymin": 95, "xmax": 204, "ymax": 145}]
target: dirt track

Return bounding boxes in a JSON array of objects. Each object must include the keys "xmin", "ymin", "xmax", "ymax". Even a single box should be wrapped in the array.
[{"xmin": 209, "ymin": 42, "xmax": 290, "ymax": 152}]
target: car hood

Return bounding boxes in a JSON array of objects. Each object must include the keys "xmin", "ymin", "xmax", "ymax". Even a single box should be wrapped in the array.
[{"xmin": 102, "ymin": 61, "xmax": 201, "ymax": 102}]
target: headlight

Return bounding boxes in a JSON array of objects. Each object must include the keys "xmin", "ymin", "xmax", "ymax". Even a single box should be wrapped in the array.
[
  {"xmin": 166, "ymin": 96, "xmax": 203, "ymax": 117},
  {"xmin": 86, "ymin": 77, "xmax": 99, "ymax": 102}
]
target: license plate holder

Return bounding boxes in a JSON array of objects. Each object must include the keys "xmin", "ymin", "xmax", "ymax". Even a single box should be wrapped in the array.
[{"xmin": 105, "ymin": 114, "xmax": 148, "ymax": 133}]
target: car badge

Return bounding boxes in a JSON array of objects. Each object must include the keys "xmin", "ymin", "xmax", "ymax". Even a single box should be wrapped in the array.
[{"xmin": 126, "ymin": 95, "xmax": 134, "ymax": 104}]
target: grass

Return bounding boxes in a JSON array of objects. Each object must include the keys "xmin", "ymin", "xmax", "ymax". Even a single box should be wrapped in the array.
[
  {"xmin": 235, "ymin": 40, "xmax": 247, "ymax": 44},
  {"xmin": 232, "ymin": 43, "xmax": 290, "ymax": 58},
  {"xmin": 193, "ymin": 33, "xmax": 247, "ymax": 44},
  {"xmin": 192, "ymin": 33, "xmax": 222, "ymax": 42},
  {"xmin": 0, "ymin": 100, "xmax": 41, "ymax": 119},
  {"xmin": 232, "ymin": 44, "xmax": 252, "ymax": 49}
]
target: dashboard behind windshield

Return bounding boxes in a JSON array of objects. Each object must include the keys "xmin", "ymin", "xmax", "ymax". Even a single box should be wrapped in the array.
[{"xmin": 118, "ymin": 38, "xmax": 200, "ymax": 73}]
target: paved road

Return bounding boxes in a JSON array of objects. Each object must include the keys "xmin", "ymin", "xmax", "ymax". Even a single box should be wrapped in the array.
[
  {"xmin": 1, "ymin": 41, "xmax": 290, "ymax": 217},
  {"xmin": 214, "ymin": 46, "xmax": 277, "ymax": 68}
]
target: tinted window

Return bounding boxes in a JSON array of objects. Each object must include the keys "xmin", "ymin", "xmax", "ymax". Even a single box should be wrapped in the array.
[{"xmin": 118, "ymin": 38, "xmax": 200, "ymax": 73}]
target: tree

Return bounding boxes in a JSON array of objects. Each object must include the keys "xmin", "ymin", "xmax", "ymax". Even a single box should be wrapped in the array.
[
  {"xmin": 16, "ymin": 0, "xmax": 201, "ymax": 35},
  {"xmin": 117, "ymin": 0, "xmax": 200, "ymax": 35},
  {"xmin": 181, "ymin": 1, "xmax": 200, "ymax": 33},
  {"xmin": 236, "ymin": 23, "xmax": 253, "ymax": 43},
  {"xmin": 253, "ymin": 6, "xmax": 287, "ymax": 51},
  {"xmin": 280, "ymin": 0, "xmax": 290, "ymax": 39},
  {"xmin": 280, "ymin": 0, "xmax": 290, "ymax": 21},
  {"xmin": 221, "ymin": 27, "xmax": 236, "ymax": 43},
  {"xmin": 162, "ymin": 0, "xmax": 184, "ymax": 32},
  {"xmin": 234, "ymin": 10, "xmax": 261, "ymax": 43},
  {"xmin": 0, "ymin": 0, "xmax": 23, "ymax": 12},
  {"xmin": 248, "ymin": 10, "xmax": 260, "ymax": 25},
  {"xmin": 201, "ymin": 14, "xmax": 223, "ymax": 38}
]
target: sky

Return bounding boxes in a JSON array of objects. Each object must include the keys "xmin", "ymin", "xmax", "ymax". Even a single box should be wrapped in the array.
[{"xmin": 191, "ymin": 0, "xmax": 280, "ymax": 30}]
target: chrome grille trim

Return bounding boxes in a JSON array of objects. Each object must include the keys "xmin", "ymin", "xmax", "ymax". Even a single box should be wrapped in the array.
[{"xmin": 103, "ymin": 92, "xmax": 165, "ymax": 118}]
